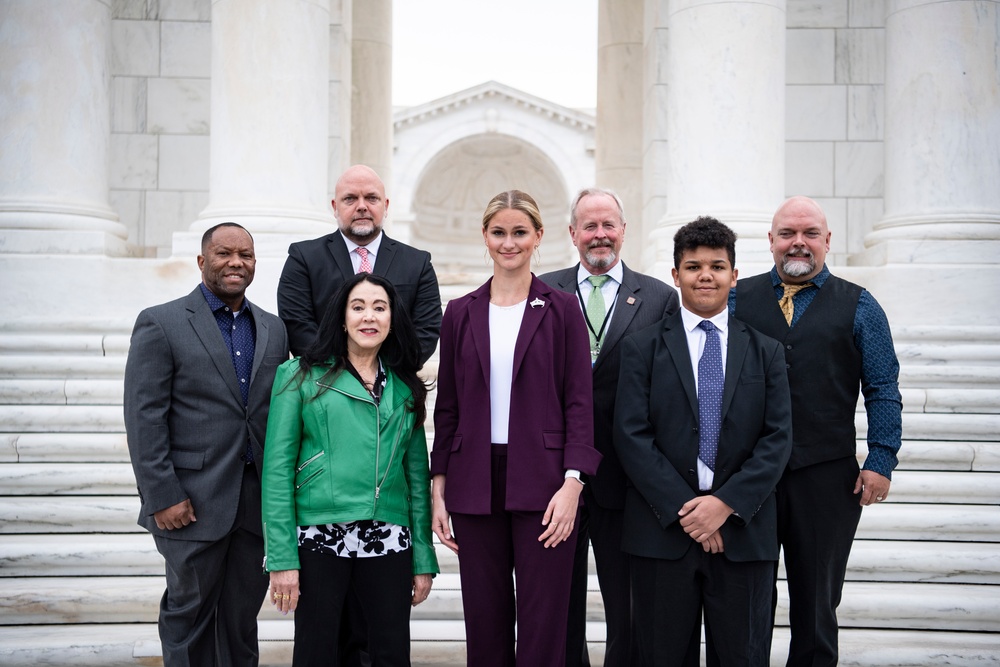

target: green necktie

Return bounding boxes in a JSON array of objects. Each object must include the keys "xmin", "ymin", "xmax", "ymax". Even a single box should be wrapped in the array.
[{"xmin": 586, "ymin": 275, "xmax": 610, "ymax": 355}]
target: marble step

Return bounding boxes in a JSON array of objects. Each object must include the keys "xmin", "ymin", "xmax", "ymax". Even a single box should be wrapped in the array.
[
  {"xmin": 3, "ymin": 573, "xmax": 998, "ymax": 634},
  {"xmin": 0, "ymin": 621, "xmax": 998, "ymax": 666},
  {"xmin": 5, "ymin": 379, "xmax": 998, "ymax": 411},
  {"xmin": 0, "ymin": 379, "xmax": 124, "ymax": 405},
  {"xmin": 2, "ymin": 496, "xmax": 997, "ymax": 543},
  {"xmin": 0, "ymin": 433, "xmax": 130, "ymax": 463},
  {"xmin": 0, "ymin": 355, "xmax": 126, "ymax": 379},
  {"xmin": 0, "ymin": 406, "xmax": 124, "ymax": 432},
  {"xmin": 0, "ymin": 332, "xmax": 131, "ymax": 354},
  {"xmin": 0, "ymin": 534, "xmax": 458, "ymax": 577},
  {"xmin": 2, "ymin": 533, "xmax": 997, "ymax": 584},
  {"xmin": 1, "ymin": 404, "xmax": 998, "ymax": 440},
  {"xmin": 859, "ymin": 412, "xmax": 1000, "ymax": 441},
  {"xmin": 4, "ymin": 433, "xmax": 999, "ymax": 471},
  {"xmin": 3, "ymin": 463, "xmax": 998, "ymax": 503}
]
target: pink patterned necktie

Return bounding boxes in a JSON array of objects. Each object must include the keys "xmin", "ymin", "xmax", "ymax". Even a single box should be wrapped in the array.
[{"xmin": 356, "ymin": 247, "xmax": 372, "ymax": 274}]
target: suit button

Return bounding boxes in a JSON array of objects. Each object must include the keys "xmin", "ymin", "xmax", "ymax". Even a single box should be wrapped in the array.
[
  {"xmin": 786, "ymin": 364, "xmax": 791, "ymax": 369},
  {"xmin": 786, "ymin": 344, "xmax": 793, "ymax": 350}
]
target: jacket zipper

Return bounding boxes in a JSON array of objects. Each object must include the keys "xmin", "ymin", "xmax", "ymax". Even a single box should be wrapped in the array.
[
  {"xmin": 296, "ymin": 450, "xmax": 325, "ymax": 473},
  {"xmin": 327, "ymin": 385, "xmax": 396, "ymax": 514}
]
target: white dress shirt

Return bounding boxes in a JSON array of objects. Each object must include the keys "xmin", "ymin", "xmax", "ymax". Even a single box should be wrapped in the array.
[
  {"xmin": 342, "ymin": 232, "xmax": 383, "ymax": 273},
  {"xmin": 679, "ymin": 306, "xmax": 729, "ymax": 491}
]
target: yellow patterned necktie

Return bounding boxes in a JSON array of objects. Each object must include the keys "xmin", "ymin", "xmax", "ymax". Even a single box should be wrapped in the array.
[{"xmin": 779, "ymin": 282, "xmax": 813, "ymax": 325}]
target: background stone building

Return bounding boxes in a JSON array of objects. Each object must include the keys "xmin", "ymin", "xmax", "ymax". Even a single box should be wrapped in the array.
[{"xmin": 1, "ymin": 0, "xmax": 998, "ymax": 664}]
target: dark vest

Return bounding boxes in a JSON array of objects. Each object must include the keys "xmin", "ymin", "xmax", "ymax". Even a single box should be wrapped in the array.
[{"xmin": 735, "ymin": 272, "xmax": 863, "ymax": 469}]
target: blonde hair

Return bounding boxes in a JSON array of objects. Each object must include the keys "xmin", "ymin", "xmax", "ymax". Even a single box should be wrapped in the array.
[{"xmin": 481, "ymin": 190, "xmax": 543, "ymax": 233}]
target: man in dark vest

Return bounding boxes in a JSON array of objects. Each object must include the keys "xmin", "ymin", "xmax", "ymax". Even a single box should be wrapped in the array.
[{"xmin": 731, "ymin": 196, "xmax": 902, "ymax": 666}]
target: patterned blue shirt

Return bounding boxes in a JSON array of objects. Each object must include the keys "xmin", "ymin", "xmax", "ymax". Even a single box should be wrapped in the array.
[
  {"xmin": 728, "ymin": 265, "xmax": 902, "ymax": 478},
  {"xmin": 200, "ymin": 284, "xmax": 257, "ymax": 462}
]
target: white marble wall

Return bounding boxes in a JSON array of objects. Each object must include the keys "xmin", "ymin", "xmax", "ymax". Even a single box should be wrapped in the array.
[
  {"xmin": 783, "ymin": 0, "xmax": 887, "ymax": 264},
  {"xmin": 109, "ymin": 0, "xmax": 213, "ymax": 256}
]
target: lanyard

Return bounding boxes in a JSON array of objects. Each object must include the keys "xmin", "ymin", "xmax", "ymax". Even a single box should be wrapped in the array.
[{"xmin": 576, "ymin": 281, "xmax": 620, "ymax": 348}]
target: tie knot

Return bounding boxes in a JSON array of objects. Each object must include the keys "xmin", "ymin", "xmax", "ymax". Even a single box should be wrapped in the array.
[
  {"xmin": 587, "ymin": 275, "xmax": 610, "ymax": 289},
  {"xmin": 698, "ymin": 320, "xmax": 717, "ymax": 334},
  {"xmin": 356, "ymin": 247, "xmax": 368, "ymax": 259},
  {"xmin": 780, "ymin": 281, "xmax": 812, "ymax": 299}
]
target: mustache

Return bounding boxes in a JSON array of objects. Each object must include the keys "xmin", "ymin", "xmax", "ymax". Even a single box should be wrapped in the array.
[{"xmin": 588, "ymin": 240, "xmax": 614, "ymax": 249}]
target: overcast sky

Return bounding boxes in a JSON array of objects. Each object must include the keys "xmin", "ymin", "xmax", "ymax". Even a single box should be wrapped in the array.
[{"xmin": 392, "ymin": 0, "xmax": 598, "ymax": 110}]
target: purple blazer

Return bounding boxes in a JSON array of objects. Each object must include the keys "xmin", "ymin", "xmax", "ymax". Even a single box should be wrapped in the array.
[{"xmin": 431, "ymin": 276, "xmax": 600, "ymax": 515}]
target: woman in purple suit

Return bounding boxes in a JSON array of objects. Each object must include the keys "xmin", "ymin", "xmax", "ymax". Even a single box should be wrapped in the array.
[{"xmin": 430, "ymin": 190, "xmax": 601, "ymax": 666}]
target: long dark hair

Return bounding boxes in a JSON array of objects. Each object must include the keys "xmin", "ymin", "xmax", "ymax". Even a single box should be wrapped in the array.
[{"xmin": 298, "ymin": 273, "xmax": 428, "ymax": 426}]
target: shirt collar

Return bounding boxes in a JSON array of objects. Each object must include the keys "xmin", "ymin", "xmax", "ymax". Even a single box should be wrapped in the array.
[
  {"xmin": 680, "ymin": 305, "xmax": 729, "ymax": 335},
  {"xmin": 576, "ymin": 260, "xmax": 623, "ymax": 287},
  {"xmin": 199, "ymin": 283, "xmax": 251, "ymax": 315},
  {"xmin": 769, "ymin": 263, "xmax": 830, "ymax": 288},
  {"xmin": 342, "ymin": 231, "xmax": 383, "ymax": 258}
]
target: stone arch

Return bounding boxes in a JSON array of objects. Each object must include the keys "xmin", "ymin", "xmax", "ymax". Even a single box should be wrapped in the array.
[{"xmin": 409, "ymin": 134, "xmax": 575, "ymax": 278}]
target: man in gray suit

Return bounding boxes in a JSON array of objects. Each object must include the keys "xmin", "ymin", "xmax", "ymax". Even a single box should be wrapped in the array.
[
  {"xmin": 124, "ymin": 222, "xmax": 289, "ymax": 667},
  {"xmin": 540, "ymin": 188, "xmax": 679, "ymax": 667}
]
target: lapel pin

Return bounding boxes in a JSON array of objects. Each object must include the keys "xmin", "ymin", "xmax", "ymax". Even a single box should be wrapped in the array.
[
  {"xmin": 626, "ymin": 296, "xmax": 636, "ymax": 305},
  {"xmin": 530, "ymin": 298, "xmax": 545, "ymax": 308}
]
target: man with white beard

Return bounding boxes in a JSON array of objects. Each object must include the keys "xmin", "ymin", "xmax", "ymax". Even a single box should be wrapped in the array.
[
  {"xmin": 730, "ymin": 196, "xmax": 902, "ymax": 666},
  {"xmin": 540, "ymin": 188, "xmax": 678, "ymax": 667}
]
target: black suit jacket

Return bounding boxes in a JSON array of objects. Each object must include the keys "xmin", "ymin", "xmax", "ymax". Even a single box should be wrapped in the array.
[
  {"xmin": 613, "ymin": 311, "xmax": 792, "ymax": 562},
  {"xmin": 538, "ymin": 262, "xmax": 679, "ymax": 509},
  {"xmin": 276, "ymin": 230, "xmax": 442, "ymax": 362},
  {"xmin": 124, "ymin": 287, "xmax": 289, "ymax": 541}
]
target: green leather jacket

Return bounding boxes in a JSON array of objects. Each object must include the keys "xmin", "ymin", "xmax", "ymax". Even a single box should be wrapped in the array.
[{"xmin": 262, "ymin": 358, "xmax": 439, "ymax": 576}]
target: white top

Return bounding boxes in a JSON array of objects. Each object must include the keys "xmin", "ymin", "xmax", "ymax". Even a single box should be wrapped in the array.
[
  {"xmin": 679, "ymin": 306, "xmax": 729, "ymax": 491},
  {"xmin": 575, "ymin": 260, "xmax": 623, "ymax": 319},
  {"xmin": 342, "ymin": 232, "xmax": 383, "ymax": 273},
  {"xmin": 488, "ymin": 300, "xmax": 525, "ymax": 444}
]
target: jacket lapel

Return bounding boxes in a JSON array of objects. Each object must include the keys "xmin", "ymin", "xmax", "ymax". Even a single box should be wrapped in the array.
[
  {"xmin": 469, "ymin": 280, "xmax": 492, "ymax": 386},
  {"xmin": 595, "ymin": 263, "xmax": 641, "ymax": 372},
  {"xmin": 722, "ymin": 317, "xmax": 749, "ymax": 420},
  {"xmin": 248, "ymin": 301, "xmax": 270, "ymax": 384},
  {"xmin": 327, "ymin": 231, "xmax": 355, "ymax": 279},
  {"xmin": 373, "ymin": 234, "xmax": 396, "ymax": 276},
  {"xmin": 662, "ymin": 315, "xmax": 700, "ymax": 421},
  {"xmin": 186, "ymin": 289, "xmax": 244, "ymax": 407},
  {"xmin": 512, "ymin": 277, "xmax": 551, "ymax": 380}
]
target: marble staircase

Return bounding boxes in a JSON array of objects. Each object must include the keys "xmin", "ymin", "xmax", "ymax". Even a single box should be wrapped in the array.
[{"xmin": 1, "ymin": 324, "xmax": 999, "ymax": 665}]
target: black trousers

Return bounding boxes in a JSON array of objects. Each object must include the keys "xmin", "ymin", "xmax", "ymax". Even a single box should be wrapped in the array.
[
  {"xmin": 632, "ymin": 549, "xmax": 773, "ymax": 667},
  {"xmin": 293, "ymin": 547, "xmax": 413, "ymax": 667},
  {"xmin": 776, "ymin": 456, "xmax": 864, "ymax": 667},
  {"xmin": 566, "ymin": 489, "xmax": 635, "ymax": 667}
]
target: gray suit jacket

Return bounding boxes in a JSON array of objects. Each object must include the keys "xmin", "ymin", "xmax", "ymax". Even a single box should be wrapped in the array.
[
  {"xmin": 124, "ymin": 286, "xmax": 289, "ymax": 541},
  {"xmin": 539, "ymin": 262, "xmax": 679, "ymax": 509}
]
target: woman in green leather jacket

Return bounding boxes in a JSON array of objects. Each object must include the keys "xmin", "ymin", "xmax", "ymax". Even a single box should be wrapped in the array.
[{"xmin": 262, "ymin": 272, "xmax": 439, "ymax": 666}]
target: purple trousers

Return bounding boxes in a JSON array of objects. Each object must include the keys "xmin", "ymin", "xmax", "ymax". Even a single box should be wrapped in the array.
[{"xmin": 450, "ymin": 445, "xmax": 579, "ymax": 667}]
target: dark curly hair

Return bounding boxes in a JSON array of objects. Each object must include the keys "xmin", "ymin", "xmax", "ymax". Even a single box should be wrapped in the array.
[{"xmin": 672, "ymin": 216, "xmax": 737, "ymax": 269}]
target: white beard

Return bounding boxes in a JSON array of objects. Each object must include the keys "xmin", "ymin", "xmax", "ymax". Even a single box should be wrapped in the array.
[{"xmin": 781, "ymin": 255, "xmax": 815, "ymax": 277}]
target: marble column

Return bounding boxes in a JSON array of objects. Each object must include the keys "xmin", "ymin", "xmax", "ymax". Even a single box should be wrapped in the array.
[
  {"xmin": 651, "ymin": 0, "xmax": 786, "ymax": 272},
  {"xmin": 862, "ymin": 0, "xmax": 1000, "ymax": 265},
  {"xmin": 350, "ymin": 0, "xmax": 393, "ymax": 186},
  {"xmin": 193, "ymin": 0, "xmax": 332, "ymax": 251},
  {"xmin": 0, "ymin": 0, "xmax": 127, "ymax": 255},
  {"xmin": 328, "ymin": 0, "xmax": 353, "ymax": 193},
  {"xmin": 596, "ymin": 0, "xmax": 643, "ymax": 267}
]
